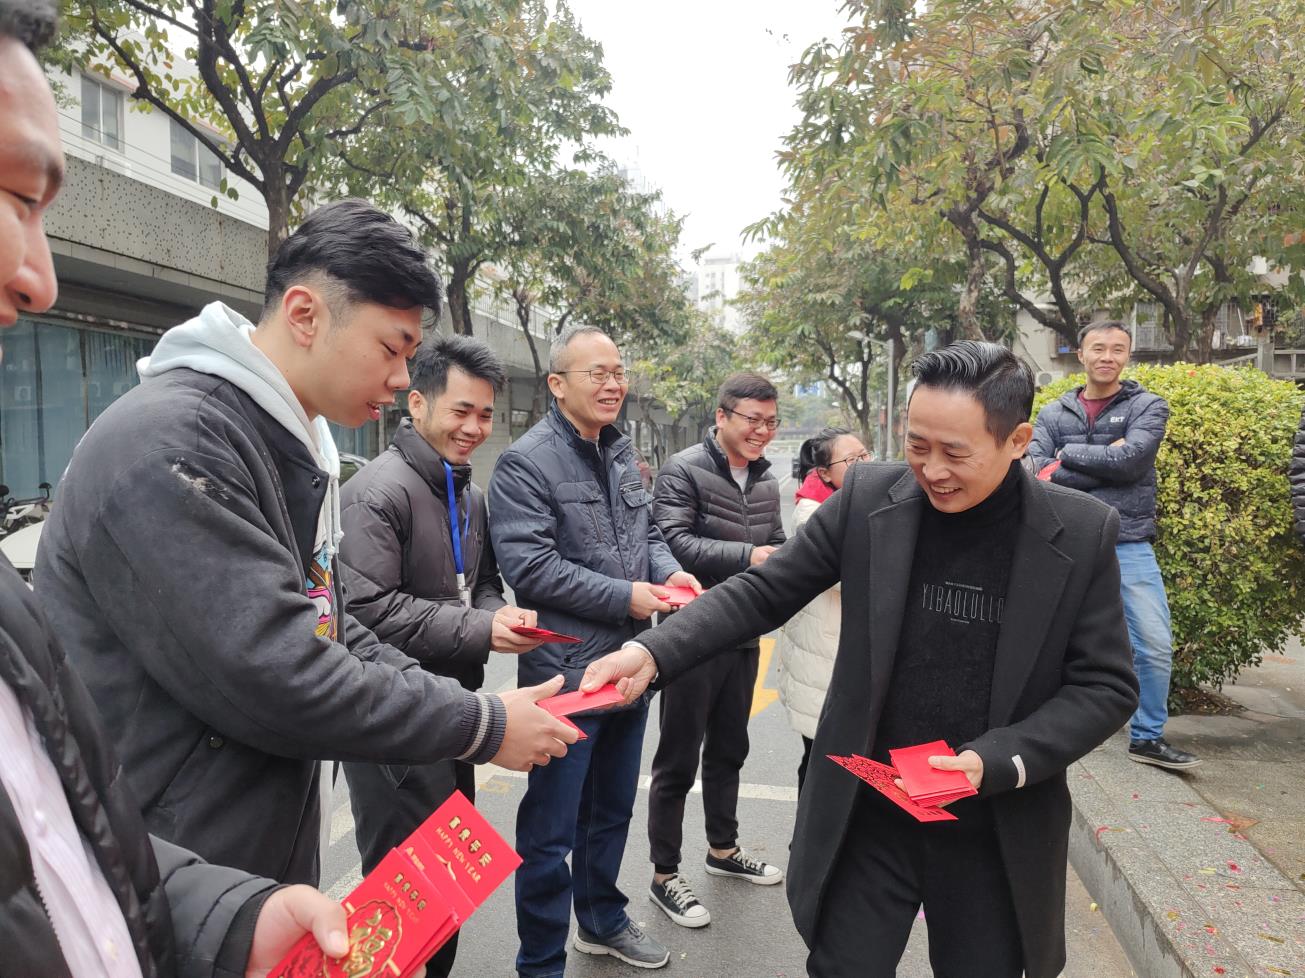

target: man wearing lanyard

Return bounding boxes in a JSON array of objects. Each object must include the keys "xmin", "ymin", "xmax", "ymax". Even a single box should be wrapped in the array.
[{"xmin": 338, "ymin": 335, "xmax": 544, "ymax": 978}]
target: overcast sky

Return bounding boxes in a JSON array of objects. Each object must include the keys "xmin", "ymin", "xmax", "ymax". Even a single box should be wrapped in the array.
[{"xmin": 565, "ymin": 1, "xmax": 851, "ymax": 264}]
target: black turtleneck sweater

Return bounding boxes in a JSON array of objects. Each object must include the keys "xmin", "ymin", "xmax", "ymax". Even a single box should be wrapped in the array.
[{"xmin": 873, "ymin": 462, "xmax": 1023, "ymax": 761}]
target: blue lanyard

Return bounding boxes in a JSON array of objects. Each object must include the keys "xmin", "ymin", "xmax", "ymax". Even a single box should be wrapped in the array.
[{"xmin": 443, "ymin": 460, "xmax": 471, "ymax": 577}]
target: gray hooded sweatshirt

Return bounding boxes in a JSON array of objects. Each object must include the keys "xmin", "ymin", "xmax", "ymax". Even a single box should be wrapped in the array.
[{"xmin": 35, "ymin": 302, "xmax": 506, "ymax": 885}]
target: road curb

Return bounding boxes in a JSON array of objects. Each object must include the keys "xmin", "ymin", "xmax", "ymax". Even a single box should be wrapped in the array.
[{"xmin": 1067, "ymin": 734, "xmax": 1304, "ymax": 978}]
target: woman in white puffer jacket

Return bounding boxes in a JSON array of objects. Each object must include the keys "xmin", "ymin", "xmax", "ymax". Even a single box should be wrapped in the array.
[{"xmin": 776, "ymin": 427, "xmax": 870, "ymax": 791}]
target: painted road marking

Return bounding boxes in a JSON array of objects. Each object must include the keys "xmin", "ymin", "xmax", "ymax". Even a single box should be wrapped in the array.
[{"xmin": 751, "ymin": 636, "xmax": 779, "ymax": 718}]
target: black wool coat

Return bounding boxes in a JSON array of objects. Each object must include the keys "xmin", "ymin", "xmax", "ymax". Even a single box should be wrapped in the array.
[{"xmin": 635, "ymin": 462, "xmax": 1138, "ymax": 978}]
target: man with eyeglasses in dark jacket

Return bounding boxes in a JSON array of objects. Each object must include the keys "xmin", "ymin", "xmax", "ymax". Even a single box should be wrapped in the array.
[{"xmin": 646, "ymin": 372, "xmax": 787, "ymax": 930}]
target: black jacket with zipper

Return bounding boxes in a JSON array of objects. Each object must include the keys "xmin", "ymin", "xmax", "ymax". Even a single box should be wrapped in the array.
[
  {"xmin": 337, "ymin": 418, "xmax": 507, "ymax": 692},
  {"xmin": 0, "ymin": 554, "xmax": 277, "ymax": 978},
  {"xmin": 652, "ymin": 431, "xmax": 786, "ymax": 592},
  {"xmin": 34, "ymin": 367, "xmax": 506, "ymax": 885}
]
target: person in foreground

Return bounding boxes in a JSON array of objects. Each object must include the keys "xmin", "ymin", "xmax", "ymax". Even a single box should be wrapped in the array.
[
  {"xmin": 1030, "ymin": 320, "xmax": 1200, "ymax": 770},
  {"xmin": 583, "ymin": 342, "xmax": 1139, "ymax": 978},
  {"xmin": 0, "ymin": 4, "xmax": 387, "ymax": 975}
]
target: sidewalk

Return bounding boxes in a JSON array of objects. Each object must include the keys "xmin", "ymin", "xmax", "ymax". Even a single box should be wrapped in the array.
[{"xmin": 1068, "ymin": 640, "xmax": 1305, "ymax": 978}]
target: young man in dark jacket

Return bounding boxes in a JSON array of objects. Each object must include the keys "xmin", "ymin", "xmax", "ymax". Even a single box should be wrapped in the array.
[
  {"xmin": 584, "ymin": 342, "xmax": 1139, "ymax": 978},
  {"xmin": 338, "ymin": 334, "xmax": 544, "ymax": 977},
  {"xmin": 35, "ymin": 200, "xmax": 577, "ymax": 886},
  {"xmin": 1029, "ymin": 320, "xmax": 1200, "ymax": 770},
  {"xmin": 646, "ymin": 372, "xmax": 786, "ymax": 928},
  {"xmin": 0, "ymin": 9, "xmax": 361, "ymax": 975},
  {"xmin": 489, "ymin": 324, "xmax": 700, "ymax": 976}
]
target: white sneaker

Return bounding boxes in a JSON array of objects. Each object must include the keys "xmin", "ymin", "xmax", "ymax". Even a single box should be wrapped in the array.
[{"xmin": 704, "ymin": 846, "xmax": 784, "ymax": 885}]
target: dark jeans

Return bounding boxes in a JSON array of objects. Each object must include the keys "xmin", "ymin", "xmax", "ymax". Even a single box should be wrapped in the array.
[
  {"xmin": 342, "ymin": 757, "xmax": 475, "ymax": 978},
  {"xmin": 647, "ymin": 645, "xmax": 759, "ymax": 874},
  {"xmin": 806, "ymin": 794, "xmax": 1023, "ymax": 978},
  {"xmin": 514, "ymin": 704, "xmax": 648, "ymax": 978}
]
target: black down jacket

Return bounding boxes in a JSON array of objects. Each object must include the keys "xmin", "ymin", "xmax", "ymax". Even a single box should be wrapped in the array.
[
  {"xmin": 0, "ymin": 555, "xmax": 276, "ymax": 978},
  {"xmin": 1028, "ymin": 380, "xmax": 1168, "ymax": 543},
  {"xmin": 652, "ymin": 432, "xmax": 786, "ymax": 591},
  {"xmin": 338, "ymin": 418, "xmax": 507, "ymax": 691}
]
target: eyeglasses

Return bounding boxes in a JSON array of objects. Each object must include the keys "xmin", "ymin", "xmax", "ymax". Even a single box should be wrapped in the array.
[
  {"xmin": 555, "ymin": 368, "xmax": 633, "ymax": 386},
  {"xmin": 723, "ymin": 408, "xmax": 781, "ymax": 432},
  {"xmin": 830, "ymin": 451, "xmax": 872, "ymax": 467}
]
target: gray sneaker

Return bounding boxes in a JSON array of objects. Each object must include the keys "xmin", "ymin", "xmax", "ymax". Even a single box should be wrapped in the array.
[{"xmin": 574, "ymin": 921, "xmax": 670, "ymax": 970}]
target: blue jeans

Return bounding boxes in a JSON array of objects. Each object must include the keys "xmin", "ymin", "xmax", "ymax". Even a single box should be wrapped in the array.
[
  {"xmin": 1116, "ymin": 542, "xmax": 1173, "ymax": 742},
  {"xmin": 514, "ymin": 704, "xmax": 648, "ymax": 977}
]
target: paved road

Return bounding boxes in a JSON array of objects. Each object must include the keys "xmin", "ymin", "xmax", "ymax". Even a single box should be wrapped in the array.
[{"xmin": 320, "ymin": 457, "xmax": 1137, "ymax": 976}]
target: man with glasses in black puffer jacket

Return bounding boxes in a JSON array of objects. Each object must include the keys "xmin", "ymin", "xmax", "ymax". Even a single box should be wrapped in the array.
[{"xmin": 645, "ymin": 372, "xmax": 787, "ymax": 931}]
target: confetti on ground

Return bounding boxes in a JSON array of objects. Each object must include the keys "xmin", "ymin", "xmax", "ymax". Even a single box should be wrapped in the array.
[
  {"xmin": 1259, "ymin": 933, "xmax": 1285, "ymax": 944},
  {"xmin": 1203, "ymin": 817, "xmax": 1231, "ymax": 824},
  {"xmin": 1168, "ymin": 910, "xmax": 1182, "ymax": 921},
  {"xmin": 1265, "ymin": 968, "xmax": 1290, "ymax": 976},
  {"xmin": 1228, "ymin": 861, "xmax": 1242, "ymax": 873},
  {"xmin": 1090, "ymin": 902, "xmax": 1099, "ymax": 912},
  {"xmin": 1214, "ymin": 967, "xmax": 1226, "ymax": 974},
  {"xmin": 1200, "ymin": 867, "xmax": 1218, "ymax": 875}
]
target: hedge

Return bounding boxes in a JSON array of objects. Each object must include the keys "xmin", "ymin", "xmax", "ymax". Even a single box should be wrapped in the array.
[{"xmin": 1032, "ymin": 364, "xmax": 1305, "ymax": 696}]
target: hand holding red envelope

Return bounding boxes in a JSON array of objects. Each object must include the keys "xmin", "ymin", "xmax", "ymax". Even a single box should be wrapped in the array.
[
  {"xmin": 829, "ymin": 740, "xmax": 976, "ymax": 823},
  {"xmin": 268, "ymin": 791, "xmax": 520, "ymax": 978}
]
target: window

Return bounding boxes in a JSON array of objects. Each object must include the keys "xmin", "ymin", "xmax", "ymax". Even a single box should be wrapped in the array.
[
  {"xmin": 169, "ymin": 118, "xmax": 223, "ymax": 190},
  {"xmin": 80, "ymin": 74, "xmax": 123, "ymax": 151},
  {"xmin": 0, "ymin": 319, "xmax": 154, "ymax": 496}
]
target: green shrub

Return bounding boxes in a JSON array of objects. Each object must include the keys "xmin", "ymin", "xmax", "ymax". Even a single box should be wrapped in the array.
[{"xmin": 1033, "ymin": 364, "xmax": 1305, "ymax": 696}]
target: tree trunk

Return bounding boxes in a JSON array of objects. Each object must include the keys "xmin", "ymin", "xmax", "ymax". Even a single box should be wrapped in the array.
[
  {"xmin": 1195, "ymin": 303, "xmax": 1219, "ymax": 364},
  {"xmin": 264, "ymin": 175, "xmax": 292, "ymax": 262},
  {"xmin": 447, "ymin": 261, "xmax": 475, "ymax": 336},
  {"xmin": 956, "ymin": 230, "xmax": 987, "ymax": 340}
]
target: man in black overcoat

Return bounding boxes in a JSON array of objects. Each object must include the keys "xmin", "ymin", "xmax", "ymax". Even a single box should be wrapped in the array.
[{"xmin": 583, "ymin": 341, "xmax": 1139, "ymax": 977}]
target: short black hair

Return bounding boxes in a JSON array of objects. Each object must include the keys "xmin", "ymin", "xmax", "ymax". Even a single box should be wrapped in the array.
[
  {"xmin": 798, "ymin": 426, "xmax": 852, "ymax": 482},
  {"xmin": 264, "ymin": 199, "xmax": 443, "ymax": 320},
  {"xmin": 718, "ymin": 371, "xmax": 778, "ymax": 411},
  {"xmin": 410, "ymin": 334, "xmax": 506, "ymax": 399},
  {"xmin": 910, "ymin": 341, "xmax": 1034, "ymax": 442},
  {"xmin": 1077, "ymin": 319, "xmax": 1132, "ymax": 349},
  {"xmin": 0, "ymin": 0, "xmax": 58, "ymax": 52}
]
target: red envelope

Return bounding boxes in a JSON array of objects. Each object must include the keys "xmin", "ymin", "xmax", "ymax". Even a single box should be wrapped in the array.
[
  {"xmin": 1036, "ymin": 459, "xmax": 1062, "ymax": 482},
  {"xmin": 557, "ymin": 715, "xmax": 588, "ymax": 740},
  {"xmin": 659, "ymin": 585, "xmax": 699, "ymax": 607},
  {"xmin": 509, "ymin": 625, "xmax": 582, "ymax": 644},
  {"xmin": 269, "ymin": 848, "xmax": 453, "ymax": 978},
  {"xmin": 412, "ymin": 791, "xmax": 522, "ymax": 909},
  {"xmin": 537, "ymin": 684, "xmax": 625, "ymax": 718},
  {"xmin": 828, "ymin": 754, "xmax": 957, "ymax": 823},
  {"xmin": 889, "ymin": 741, "xmax": 977, "ymax": 807}
]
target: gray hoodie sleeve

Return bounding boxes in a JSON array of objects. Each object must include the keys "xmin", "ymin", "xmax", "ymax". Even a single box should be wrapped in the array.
[{"xmin": 80, "ymin": 445, "xmax": 505, "ymax": 766}]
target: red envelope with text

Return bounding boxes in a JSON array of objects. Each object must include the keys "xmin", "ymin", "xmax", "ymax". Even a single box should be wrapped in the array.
[
  {"xmin": 828, "ymin": 754, "xmax": 958, "ymax": 823},
  {"xmin": 269, "ymin": 792, "xmax": 519, "ymax": 978}
]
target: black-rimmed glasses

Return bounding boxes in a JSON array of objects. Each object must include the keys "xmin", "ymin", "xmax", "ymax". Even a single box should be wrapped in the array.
[
  {"xmin": 555, "ymin": 368, "xmax": 633, "ymax": 386},
  {"xmin": 723, "ymin": 408, "xmax": 781, "ymax": 431}
]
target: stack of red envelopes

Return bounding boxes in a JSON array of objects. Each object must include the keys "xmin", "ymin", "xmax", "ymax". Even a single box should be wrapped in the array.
[
  {"xmin": 829, "ymin": 740, "xmax": 977, "ymax": 824},
  {"xmin": 269, "ymin": 791, "xmax": 520, "ymax": 978},
  {"xmin": 889, "ymin": 740, "xmax": 978, "ymax": 808}
]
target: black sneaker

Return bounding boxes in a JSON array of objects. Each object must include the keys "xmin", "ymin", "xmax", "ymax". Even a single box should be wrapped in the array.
[
  {"xmin": 704, "ymin": 846, "xmax": 784, "ymax": 885},
  {"xmin": 649, "ymin": 874, "xmax": 711, "ymax": 928},
  {"xmin": 1128, "ymin": 738, "xmax": 1202, "ymax": 770},
  {"xmin": 573, "ymin": 921, "xmax": 670, "ymax": 969}
]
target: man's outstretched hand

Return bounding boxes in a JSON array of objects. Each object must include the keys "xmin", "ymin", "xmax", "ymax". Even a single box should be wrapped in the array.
[
  {"xmin": 245, "ymin": 885, "xmax": 428, "ymax": 978},
  {"xmin": 491, "ymin": 676, "xmax": 580, "ymax": 771},
  {"xmin": 581, "ymin": 645, "xmax": 658, "ymax": 705}
]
